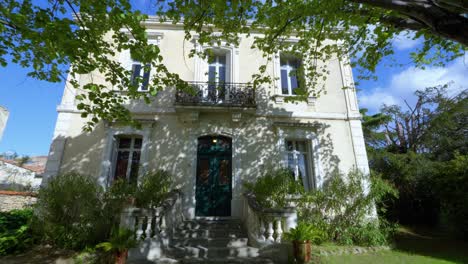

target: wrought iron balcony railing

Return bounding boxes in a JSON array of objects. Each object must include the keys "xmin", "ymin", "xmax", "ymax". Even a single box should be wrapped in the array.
[{"xmin": 175, "ymin": 82, "xmax": 256, "ymax": 108}]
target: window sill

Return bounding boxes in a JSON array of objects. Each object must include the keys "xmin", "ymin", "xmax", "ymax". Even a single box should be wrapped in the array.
[{"xmin": 273, "ymin": 94, "xmax": 316, "ymax": 107}]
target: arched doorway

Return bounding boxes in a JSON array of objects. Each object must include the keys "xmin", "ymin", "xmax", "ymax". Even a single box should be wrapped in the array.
[{"xmin": 195, "ymin": 135, "xmax": 232, "ymax": 216}]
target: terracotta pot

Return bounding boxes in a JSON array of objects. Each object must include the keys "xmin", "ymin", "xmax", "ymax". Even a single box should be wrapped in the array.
[
  {"xmin": 292, "ymin": 240, "xmax": 311, "ymax": 264},
  {"xmin": 115, "ymin": 250, "xmax": 128, "ymax": 264}
]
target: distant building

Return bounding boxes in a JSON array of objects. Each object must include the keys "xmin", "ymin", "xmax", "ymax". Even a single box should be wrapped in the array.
[
  {"xmin": 0, "ymin": 156, "xmax": 46, "ymax": 190},
  {"xmin": 0, "ymin": 106, "xmax": 8, "ymax": 142}
]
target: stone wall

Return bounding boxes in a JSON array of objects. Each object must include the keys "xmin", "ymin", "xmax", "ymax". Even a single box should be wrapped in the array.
[{"xmin": 0, "ymin": 190, "xmax": 37, "ymax": 212}]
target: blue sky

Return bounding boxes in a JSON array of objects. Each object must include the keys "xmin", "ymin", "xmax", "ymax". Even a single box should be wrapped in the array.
[{"xmin": 0, "ymin": 2, "xmax": 466, "ymax": 156}]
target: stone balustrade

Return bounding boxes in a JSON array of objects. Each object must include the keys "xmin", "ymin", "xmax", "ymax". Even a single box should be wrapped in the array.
[{"xmin": 242, "ymin": 192, "xmax": 298, "ymax": 248}]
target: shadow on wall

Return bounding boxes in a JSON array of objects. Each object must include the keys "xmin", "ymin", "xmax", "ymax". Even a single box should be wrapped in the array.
[{"xmin": 46, "ymin": 85, "xmax": 342, "ymax": 206}]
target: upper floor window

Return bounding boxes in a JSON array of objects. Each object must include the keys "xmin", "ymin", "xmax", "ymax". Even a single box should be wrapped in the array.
[
  {"xmin": 113, "ymin": 136, "xmax": 142, "ymax": 185},
  {"xmin": 280, "ymin": 55, "xmax": 301, "ymax": 95},
  {"xmin": 285, "ymin": 139, "xmax": 312, "ymax": 190},
  {"xmin": 131, "ymin": 62, "xmax": 151, "ymax": 91}
]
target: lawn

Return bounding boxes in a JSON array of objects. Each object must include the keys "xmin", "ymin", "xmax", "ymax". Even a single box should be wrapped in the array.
[{"xmin": 320, "ymin": 226, "xmax": 468, "ymax": 264}]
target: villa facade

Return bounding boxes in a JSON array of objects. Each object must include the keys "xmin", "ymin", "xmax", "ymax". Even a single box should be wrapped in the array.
[{"xmin": 44, "ymin": 18, "xmax": 370, "ymax": 220}]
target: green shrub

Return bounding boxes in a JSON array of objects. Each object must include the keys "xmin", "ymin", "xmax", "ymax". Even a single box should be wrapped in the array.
[
  {"xmin": 299, "ymin": 169, "xmax": 398, "ymax": 246},
  {"xmin": 244, "ymin": 168, "xmax": 304, "ymax": 208},
  {"xmin": 0, "ymin": 209, "xmax": 36, "ymax": 255},
  {"xmin": 34, "ymin": 171, "xmax": 175, "ymax": 250},
  {"xmin": 134, "ymin": 170, "xmax": 173, "ymax": 208},
  {"xmin": 35, "ymin": 172, "xmax": 110, "ymax": 249}
]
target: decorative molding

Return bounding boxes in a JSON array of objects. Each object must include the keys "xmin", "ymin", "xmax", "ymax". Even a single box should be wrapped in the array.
[
  {"xmin": 339, "ymin": 57, "xmax": 360, "ymax": 115},
  {"xmin": 271, "ymin": 95, "xmax": 316, "ymax": 109},
  {"xmin": 231, "ymin": 112, "xmax": 242, "ymax": 122},
  {"xmin": 57, "ymin": 104, "xmax": 361, "ymax": 121},
  {"xmin": 273, "ymin": 121, "xmax": 321, "ymax": 129}
]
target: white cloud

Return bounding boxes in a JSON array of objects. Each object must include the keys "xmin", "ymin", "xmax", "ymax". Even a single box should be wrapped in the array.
[
  {"xmin": 358, "ymin": 57, "xmax": 468, "ymax": 113},
  {"xmin": 359, "ymin": 87, "xmax": 399, "ymax": 111},
  {"xmin": 392, "ymin": 31, "xmax": 422, "ymax": 50}
]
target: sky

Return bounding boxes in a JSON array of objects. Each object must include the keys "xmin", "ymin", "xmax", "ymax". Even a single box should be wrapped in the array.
[{"xmin": 0, "ymin": 2, "xmax": 467, "ymax": 157}]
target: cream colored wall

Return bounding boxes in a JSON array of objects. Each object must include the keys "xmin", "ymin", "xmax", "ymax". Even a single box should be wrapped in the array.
[
  {"xmin": 55, "ymin": 115, "xmax": 359, "ymax": 181},
  {"xmin": 48, "ymin": 21, "xmax": 367, "ymax": 216}
]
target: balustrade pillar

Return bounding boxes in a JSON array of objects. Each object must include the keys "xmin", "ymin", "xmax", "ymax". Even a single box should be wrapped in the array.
[
  {"xmin": 275, "ymin": 218, "xmax": 283, "ymax": 242},
  {"xmin": 267, "ymin": 221, "xmax": 274, "ymax": 242},
  {"xmin": 136, "ymin": 216, "xmax": 145, "ymax": 240},
  {"xmin": 259, "ymin": 220, "xmax": 266, "ymax": 241}
]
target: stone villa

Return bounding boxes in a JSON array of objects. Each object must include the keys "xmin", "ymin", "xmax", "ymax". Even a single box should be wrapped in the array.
[{"xmin": 43, "ymin": 17, "xmax": 370, "ymax": 262}]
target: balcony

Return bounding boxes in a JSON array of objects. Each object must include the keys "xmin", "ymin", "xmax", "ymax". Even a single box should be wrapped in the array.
[{"xmin": 175, "ymin": 82, "xmax": 256, "ymax": 108}]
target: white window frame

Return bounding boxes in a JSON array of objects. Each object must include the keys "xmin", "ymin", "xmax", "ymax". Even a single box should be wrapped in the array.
[
  {"xmin": 117, "ymin": 31, "xmax": 162, "ymax": 92},
  {"xmin": 285, "ymin": 139, "xmax": 314, "ymax": 191},
  {"xmin": 111, "ymin": 136, "xmax": 142, "ymax": 183},
  {"xmin": 193, "ymin": 39, "xmax": 239, "ymax": 84},
  {"xmin": 275, "ymin": 125, "xmax": 323, "ymax": 189},
  {"xmin": 99, "ymin": 125, "xmax": 151, "ymax": 188},
  {"xmin": 280, "ymin": 57, "xmax": 300, "ymax": 95}
]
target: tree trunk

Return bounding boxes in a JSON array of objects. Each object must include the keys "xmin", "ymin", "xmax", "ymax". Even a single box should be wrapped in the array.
[{"xmin": 351, "ymin": 0, "xmax": 468, "ymax": 46}]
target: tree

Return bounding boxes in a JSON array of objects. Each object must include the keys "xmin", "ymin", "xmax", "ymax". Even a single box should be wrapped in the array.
[
  {"xmin": 0, "ymin": 0, "xmax": 466, "ymax": 130},
  {"xmin": 363, "ymin": 87, "xmax": 468, "ymax": 233}
]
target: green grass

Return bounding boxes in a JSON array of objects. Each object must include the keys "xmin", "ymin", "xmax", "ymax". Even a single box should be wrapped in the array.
[{"xmin": 319, "ymin": 226, "xmax": 468, "ymax": 264}]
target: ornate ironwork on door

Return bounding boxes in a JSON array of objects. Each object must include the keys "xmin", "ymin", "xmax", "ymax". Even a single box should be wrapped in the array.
[
  {"xmin": 195, "ymin": 135, "xmax": 232, "ymax": 216},
  {"xmin": 175, "ymin": 82, "xmax": 256, "ymax": 107}
]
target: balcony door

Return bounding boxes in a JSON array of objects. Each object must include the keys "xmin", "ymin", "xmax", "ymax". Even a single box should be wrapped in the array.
[
  {"xmin": 195, "ymin": 135, "xmax": 232, "ymax": 216},
  {"xmin": 207, "ymin": 54, "xmax": 227, "ymax": 102}
]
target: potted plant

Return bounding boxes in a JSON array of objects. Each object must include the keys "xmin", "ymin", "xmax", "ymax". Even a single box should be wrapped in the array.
[
  {"xmin": 96, "ymin": 228, "xmax": 137, "ymax": 264},
  {"xmin": 283, "ymin": 222, "xmax": 325, "ymax": 264}
]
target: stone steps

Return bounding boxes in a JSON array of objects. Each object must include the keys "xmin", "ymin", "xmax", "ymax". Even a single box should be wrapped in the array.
[
  {"xmin": 172, "ymin": 228, "xmax": 246, "ymax": 239},
  {"xmin": 128, "ymin": 218, "xmax": 276, "ymax": 263},
  {"xmin": 168, "ymin": 245, "xmax": 260, "ymax": 258},
  {"xmin": 171, "ymin": 237, "xmax": 249, "ymax": 248},
  {"xmin": 131, "ymin": 257, "xmax": 275, "ymax": 264},
  {"xmin": 166, "ymin": 218, "xmax": 274, "ymax": 263}
]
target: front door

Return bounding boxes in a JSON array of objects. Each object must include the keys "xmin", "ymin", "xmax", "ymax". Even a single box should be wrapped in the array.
[{"xmin": 195, "ymin": 136, "xmax": 232, "ymax": 216}]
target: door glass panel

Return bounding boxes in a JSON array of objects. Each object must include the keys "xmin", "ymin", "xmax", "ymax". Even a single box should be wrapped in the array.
[
  {"xmin": 218, "ymin": 55, "xmax": 226, "ymax": 65},
  {"xmin": 290, "ymin": 74, "xmax": 298, "ymax": 92},
  {"xmin": 296, "ymin": 141, "xmax": 307, "ymax": 152},
  {"xmin": 218, "ymin": 137, "xmax": 231, "ymax": 150},
  {"xmin": 129, "ymin": 151, "xmax": 140, "ymax": 185},
  {"xmin": 119, "ymin": 138, "xmax": 131, "ymax": 148},
  {"xmin": 114, "ymin": 151, "xmax": 129, "ymax": 180},
  {"xmin": 286, "ymin": 140, "xmax": 294, "ymax": 151},
  {"xmin": 281, "ymin": 69, "xmax": 289, "ymax": 94},
  {"xmin": 218, "ymin": 66, "xmax": 226, "ymax": 83},
  {"xmin": 208, "ymin": 66, "xmax": 217, "ymax": 82},
  {"xmin": 133, "ymin": 138, "xmax": 142, "ymax": 149},
  {"xmin": 197, "ymin": 158, "xmax": 210, "ymax": 185},
  {"xmin": 218, "ymin": 159, "xmax": 230, "ymax": 185},
  {"xmin": 297, "ymin": 153, "xmax": 309, "ymax": 189},
  {"xmin": 287, "ymin": 153, "xmax": 295, "ymax": 173}
]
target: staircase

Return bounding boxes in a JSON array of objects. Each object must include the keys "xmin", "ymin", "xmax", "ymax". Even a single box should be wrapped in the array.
[{"xmin": 152, "ymin": 218, "xmax": 275, "ymax": 264}]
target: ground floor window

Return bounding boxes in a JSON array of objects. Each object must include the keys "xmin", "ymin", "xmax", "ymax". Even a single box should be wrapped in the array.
[
  {"xmin": 113, "ymin": 136, "xmax": 142, "ymax": 184},
  {"xmin": 285, "ymin": 139, "xmax": 313, "ymax": 190}
]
